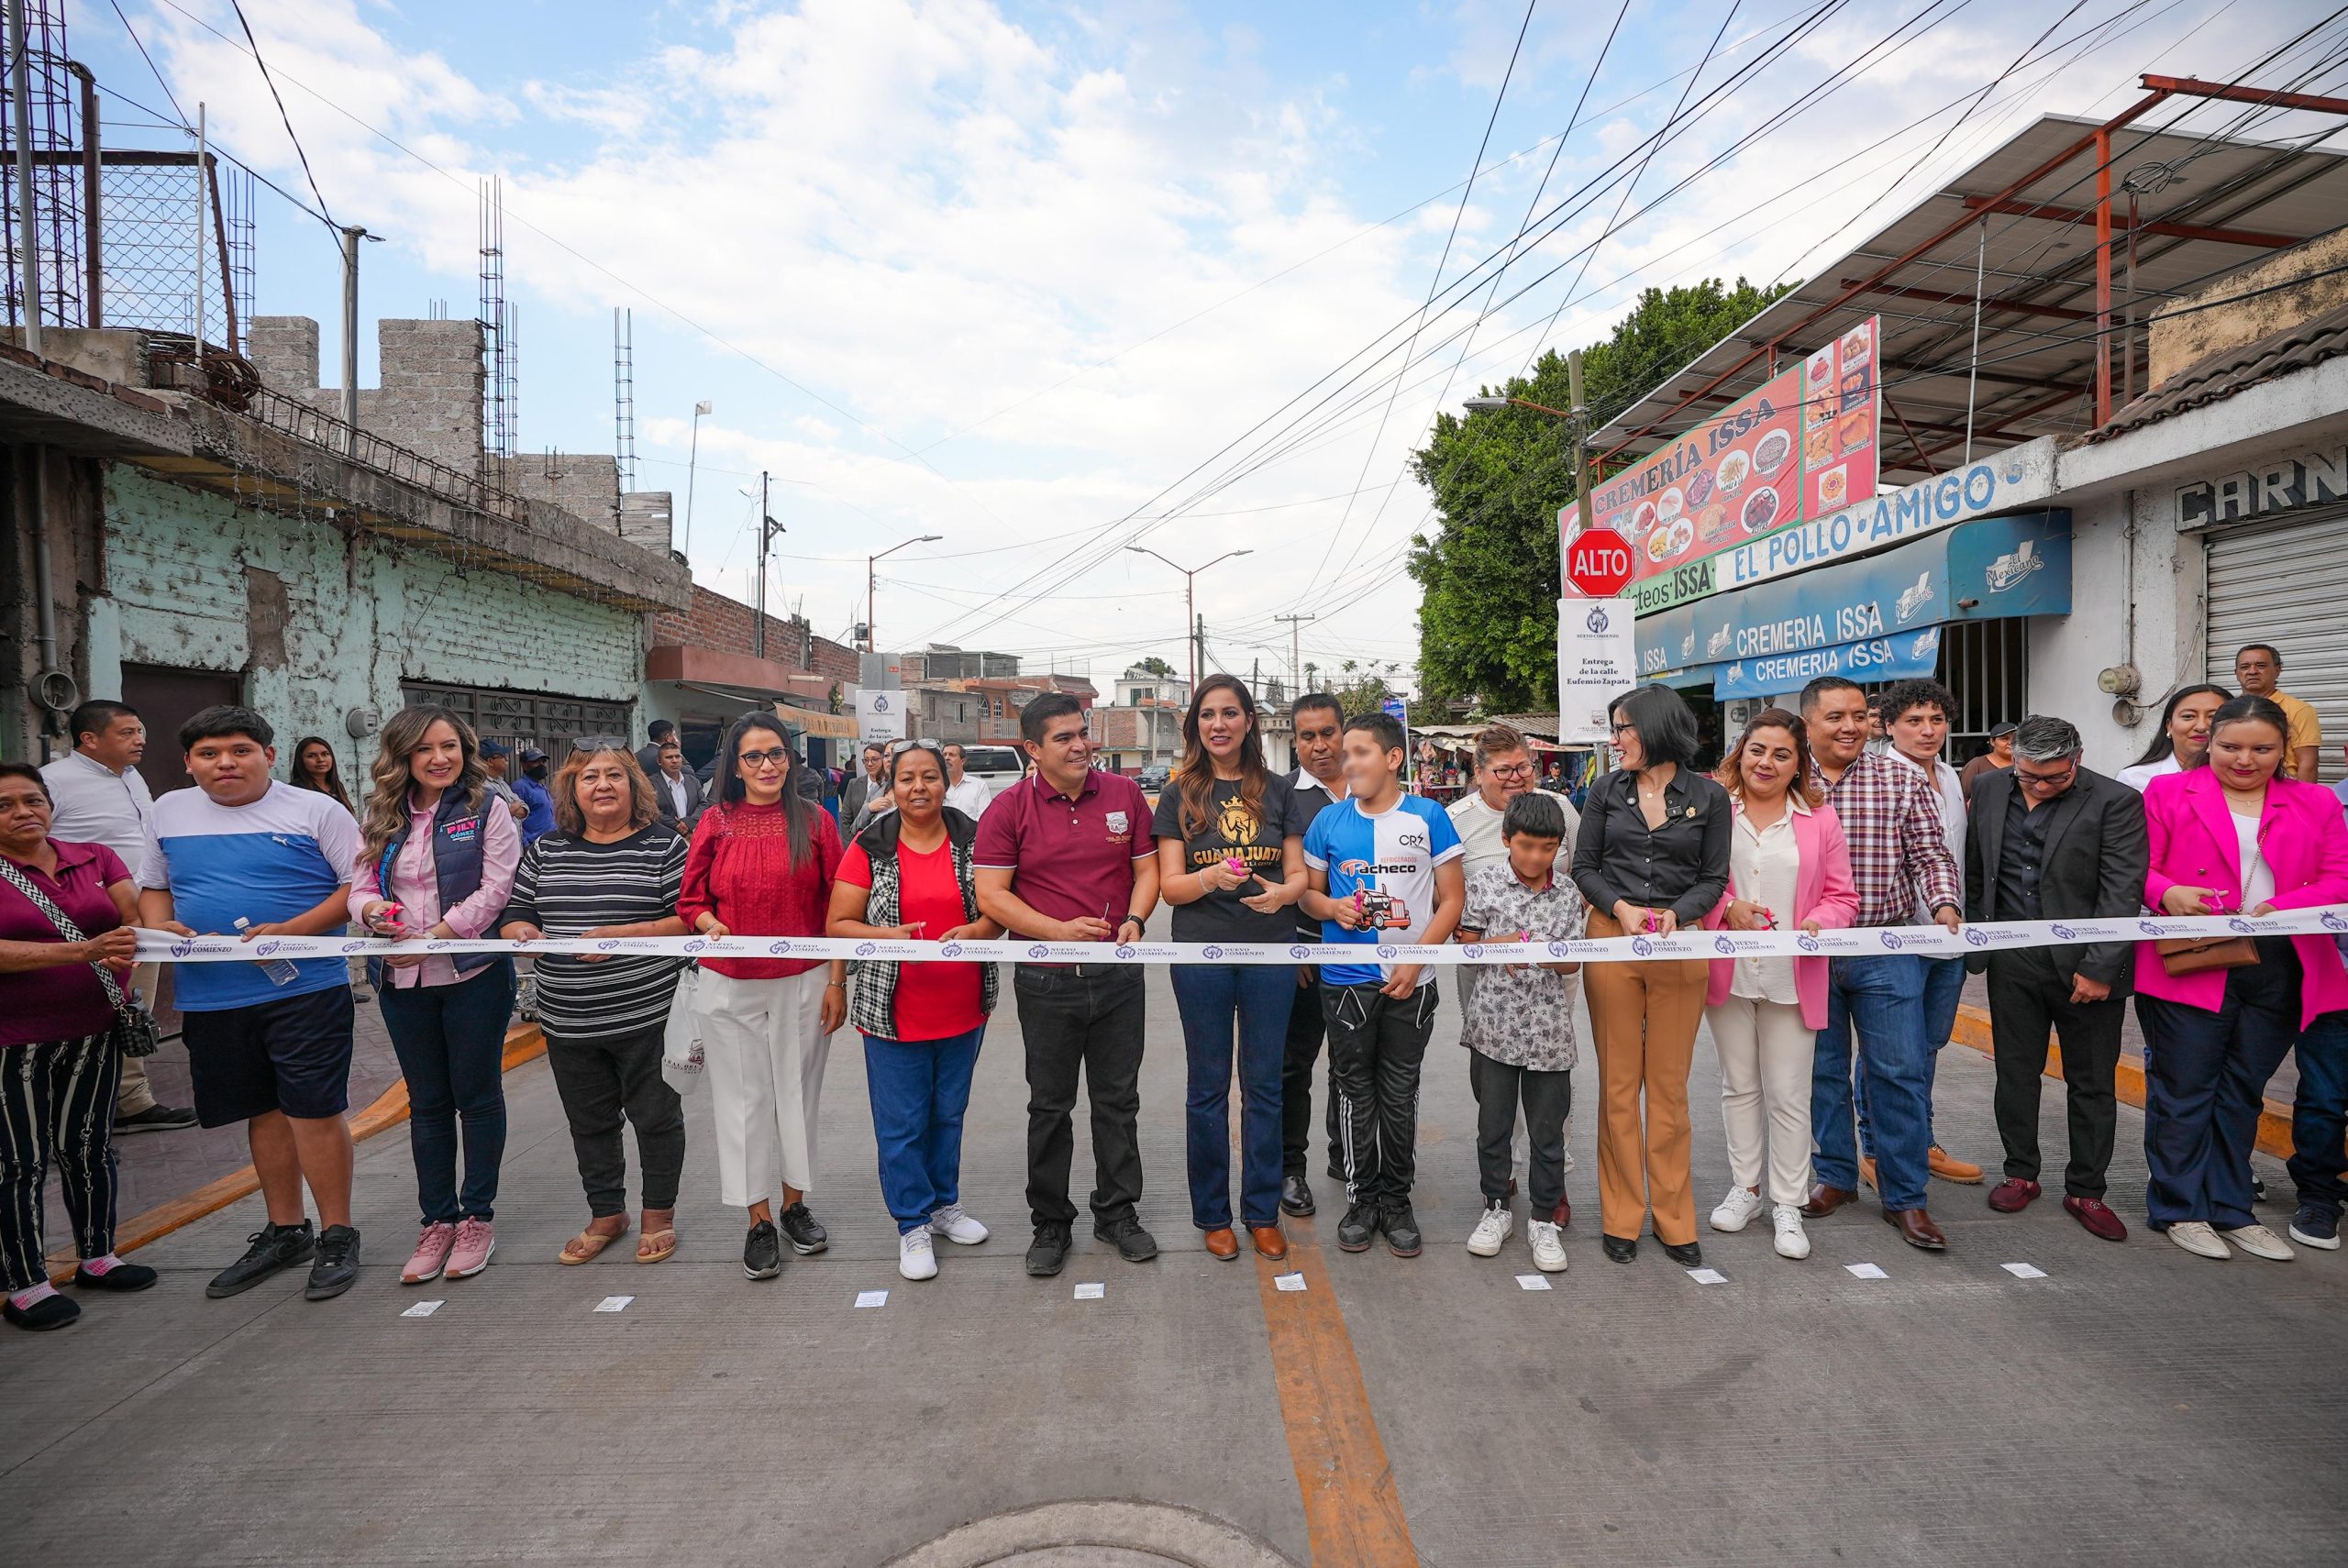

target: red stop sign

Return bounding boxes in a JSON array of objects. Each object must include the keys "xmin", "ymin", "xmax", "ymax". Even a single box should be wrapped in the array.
[{"xmin": 1565, "ymin": 526, "xmax": 1634, "ymax": 597}]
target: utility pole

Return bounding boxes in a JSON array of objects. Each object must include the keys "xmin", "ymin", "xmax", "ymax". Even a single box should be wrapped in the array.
[
  {"xmin": 867, "ymin": 533, "xmax": 944, "ymax": 656},
  {"xmin": 9, "ymin": 0, "xmax": 42, "ymax": 357},
  {"xmin": 753, "ymin": 469, "xmax": 784, "ymax": 660},
  {"xmin": 1128, "ymin": 545, "xmax": 1251, "ymax": 694},
  {"xmin": 338, "ymin": 226, "xmax": 366, "ymax": 452},
  {"xmin": 1276, "ymin": 612, "xmax": 1316, "ymax": 693},
  {"xmin": 1192, "ymin": 613, "xmax": 1205, "ymax": 690},
  {"xmin": 194, "ymin": 104, "xmax": 206, "ymax": 351}
]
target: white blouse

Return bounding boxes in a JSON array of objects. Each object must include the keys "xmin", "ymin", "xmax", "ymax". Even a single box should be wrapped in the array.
[
  {"xmin": 2232, "ymin": 810, "xmax": 2276, "ymax": 910},
  {"xmin": 1729, "ymin": 802, "xmax": 1803, "ymax": 1005}
]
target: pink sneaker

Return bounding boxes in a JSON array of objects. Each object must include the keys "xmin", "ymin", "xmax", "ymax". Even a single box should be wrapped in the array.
[
  {"xmin": 401, "ymin": 1221, "xmax": 457, "ymax": 1285},
  {"xmin": 444, "ymin": 1217, "xmax": 495, "ymax": 1279}
]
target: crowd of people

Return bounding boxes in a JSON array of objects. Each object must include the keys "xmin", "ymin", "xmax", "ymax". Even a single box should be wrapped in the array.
[{"xmin": 1, "ymin": 641, "xmax": 2342, "ymax": 1330}]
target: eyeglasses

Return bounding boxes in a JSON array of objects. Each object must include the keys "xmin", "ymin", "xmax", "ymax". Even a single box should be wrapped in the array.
[
  {"xmin": 737, "ymin": 746, "xmax": 792, "ymax": 767},
  {"xmin": 573, "ymin": 734, "xmax": 630, "ymax": 752},
  {"xmin": 890, "ymin": 738, "xmax": 944, "ymax": 756},
  {"xmin": 1487, "ymin": 761, "xmax": 1534, "ymax": 779},
  {"xmin": 1609, "ymin": 722, "xmax": 1636, "ymax": 736},
  {"xmin": 2015, "ymin": 761, "xmax": 2077, "ymax": 789}
]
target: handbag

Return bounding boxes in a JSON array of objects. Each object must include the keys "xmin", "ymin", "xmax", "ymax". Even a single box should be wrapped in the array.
[
  {"xmin": 2155, "ymin": 819, "xmax": 2267, "ymax": 977},
  {"xmin": 660, "ymin": 966, "xmax": 704, "ymax": 1096},
  {"xmin": 0, "ymin": 854, "xmax": 161, "ymax": 1057}
]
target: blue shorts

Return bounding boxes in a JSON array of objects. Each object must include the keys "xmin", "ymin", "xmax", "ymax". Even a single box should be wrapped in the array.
[{"xmin": 181, "ymin": 985, "xmax": 357, "ymax": 1126}]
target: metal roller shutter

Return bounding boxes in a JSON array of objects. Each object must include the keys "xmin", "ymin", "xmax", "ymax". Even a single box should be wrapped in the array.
[{"xmin": 2204, "ymin": 508, "xmax": 2348, "ymax": 786}]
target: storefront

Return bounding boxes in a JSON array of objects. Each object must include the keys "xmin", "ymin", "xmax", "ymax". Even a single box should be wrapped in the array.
[
  {"xmin": 2197, "ymin": 501, "xmax": 2348, "ymax": 770},
  {"xmin": 1636, "ymin": 510, "xmax": 2069, "ymax": 756}
]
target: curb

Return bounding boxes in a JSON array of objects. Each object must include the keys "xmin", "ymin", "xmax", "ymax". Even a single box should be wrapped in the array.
[
  {"xmin": 1947, "ymin": 1002, "xmax": 2296, "ymax": 1159},
  {"xmin": 48, "ymin": 1022, "xmax": 545, "ymax": 1283}
]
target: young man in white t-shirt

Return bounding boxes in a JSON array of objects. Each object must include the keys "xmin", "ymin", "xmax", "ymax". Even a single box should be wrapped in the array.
[{"xmin": 1301, "ymin": 712, "xmax": 1465, "ymax": 1259}]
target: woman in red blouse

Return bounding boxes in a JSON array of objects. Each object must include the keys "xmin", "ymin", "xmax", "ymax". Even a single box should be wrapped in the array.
[
  {"xmin": 0, "ymin": 763, "xmax": 158, "ymax": 1330},
  {"xmin": 679, "ymin": 714, "xmax": 847, "ymax": 1281}
]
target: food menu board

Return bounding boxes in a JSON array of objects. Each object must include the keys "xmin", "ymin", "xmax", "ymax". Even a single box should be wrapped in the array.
[{"xmin": 1578, "ymin": 316, "xmax": 1881, "ymax": 593}]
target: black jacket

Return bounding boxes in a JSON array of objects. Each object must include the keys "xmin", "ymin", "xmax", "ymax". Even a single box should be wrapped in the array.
[{"xmin": 1964, "ymin": 764, "xmax": 2149, "ymax": 989}]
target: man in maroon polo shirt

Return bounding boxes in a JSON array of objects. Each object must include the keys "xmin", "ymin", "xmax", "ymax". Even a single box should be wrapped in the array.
[{"xmin": 975, "ymin": 692, "xmax": 1161, "ymax": 1278}]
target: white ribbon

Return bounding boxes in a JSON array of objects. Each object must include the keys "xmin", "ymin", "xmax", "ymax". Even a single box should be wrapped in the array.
[{"xmin": 127, "ymin": 908, "xmax": 2348, "ymax": 966}]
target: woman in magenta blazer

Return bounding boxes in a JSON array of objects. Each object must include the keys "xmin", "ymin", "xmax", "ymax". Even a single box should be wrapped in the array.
[
  {"xmin": 1700, "ymin": 710, "xmax": 1859, "ymax": 1260},
  {"xmin": 2135, "ymin": 695, "xmax": 2348, "ymax": 1263}
]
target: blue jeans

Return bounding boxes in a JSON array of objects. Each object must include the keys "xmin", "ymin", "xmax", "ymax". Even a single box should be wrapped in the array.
[
  {"xmin": 1170, "ymin": 964, "xmax": 1290, "ymax": 1230},
  {"xmin": 1855, "ymin": 955, "xmax": 1964, "ymax": 1158},
  {"xmin": 1812, "ymin": 954, "xmax": 1933, "ymax": 1210},
  {"xmin": 863, "ymin": 1026, "xmax": 985, "ymax": 1234},
  {"xmin": 2287, "ymin": 1009, "xmax": 2348, "ymax": 1220},
  {"xmin": 378, "ymin": 959, "xmax": 516, "ymax": 1224}
]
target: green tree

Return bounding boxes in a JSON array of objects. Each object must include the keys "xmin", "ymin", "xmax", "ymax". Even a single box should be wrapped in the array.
[
  {"xmin": 1129, "ymin": 656, "xmax": 1178, "ymax": 679},
  {"xmin": 1407, "ymin": 277, "xmax": 1793, "ymax": 711}
]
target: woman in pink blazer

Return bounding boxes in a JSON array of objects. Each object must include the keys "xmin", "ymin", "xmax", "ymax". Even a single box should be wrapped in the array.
[
  {"xmin": 2135, "ymin": 695, "xmax": 2348, "ymax": 1263},
  {"xmin": 1700, "ymin": 709, "xmax": 1860, "ymax": 1260}
]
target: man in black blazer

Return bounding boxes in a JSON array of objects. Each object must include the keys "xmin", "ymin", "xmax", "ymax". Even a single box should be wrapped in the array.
[
  {"xmin": 636, "ymin": 719, "xmax": 677, "ymax": 782},
  {"xmin": 648, "ymin": 736, "xmax": 703, "ymax": 832},
  {"xmin": 1966, "ymin": 714, "xmax": 2149, "ymax": 1242}
]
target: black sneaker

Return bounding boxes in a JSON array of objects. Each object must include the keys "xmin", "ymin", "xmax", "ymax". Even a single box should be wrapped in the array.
[
  {"xmin": 779, "ymin": 1202, "xmax": 828, "ymax": 1255},
  {"xmin": 743, "ymin": 1220, "xmax": 783, "ymax": 1279},
  {"xmin": 1024, "ymin": 1222, "xmax": 1072, "ymax": 1277},
  {"xmin": 206, "ymin": 1220, "xmax": 316, "ymax": 1298},
  {"xmin": 114, "ymin": 1102, "xmax": 198, "ymax": 1134},
  {"xmin": 305, "ymin": 1226, "xmax": 361, "ymax": 1300},
  {"xmin": 1335, "ymin": 1202, "xmax": 1378, "ymax": 1253},
  {"xmin": 72, "ymin": 1261, "xmax": 159, "ymax": 1292},
  {"xmin": 1382, "ymin": 1204, "xmax": 1423, "ymax": 1258},
  {"xmin": 4, "ymin": 1293, "xmax": 79, "ymax": 1331},
  {"xmin": 1663, "ymin": 1239, "xmax": 1703, "ymax": 1268},
  {"xmin": 2289, "ymin": 1203, "xmax": 2342, "ymax": 1250},
  {"xmin": 1093, "ymin": 1215, "xmax": 1159, "ymax": 1263},
  {"xmin": 2252, "ymin": 1176, "xmax": 2268, "ymax": 1203},
  {"xmin": 1280, "ymin": 1174, "xmax": 1316, "ymax": 1218}
]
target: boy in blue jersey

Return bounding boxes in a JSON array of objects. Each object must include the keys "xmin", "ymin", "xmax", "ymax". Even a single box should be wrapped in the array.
[
  {"xmin": 1301, "ymin": 712, "xmax": 1465, "ymax": 1257},
  {"xmin": 138, "ymin": 706, "xmax": 366, "ymax": 1302}
]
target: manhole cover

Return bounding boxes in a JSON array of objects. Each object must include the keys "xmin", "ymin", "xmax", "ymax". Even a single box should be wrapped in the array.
[{"xmin": 882, "ymin": 1500, "xmax": 1301, "ymax": 1568}]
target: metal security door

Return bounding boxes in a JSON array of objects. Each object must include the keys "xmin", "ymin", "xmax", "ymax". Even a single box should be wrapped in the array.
[{"xmin": 2203, "ymin": 509, "xmax": 2348, "ymax": 785}]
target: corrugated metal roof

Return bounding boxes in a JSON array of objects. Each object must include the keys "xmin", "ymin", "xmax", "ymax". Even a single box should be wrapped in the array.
[{"xmin": 1589, "ymin": 111, "xmax": 2348, "ymax": 482}]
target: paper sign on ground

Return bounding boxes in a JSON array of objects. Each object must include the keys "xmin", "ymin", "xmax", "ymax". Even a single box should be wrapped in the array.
[
  {"xmin": 1844, "ymin": 1263, "xmax": 1887, "ymax": 1280},
  {"xmin": 854, "ymin": 1289, "xmax": 889, "ymax": 1309},
  {"xmin": 1073, "ymin": 1282, "xmax": 1105, "ymax": 1299},
  {"xmin": 1687, "ymin": 1268, "xmax": 1727, "ymax": 1285},
  {"xmin": 2002, "ymin": 1262, "xmax": 2048, "ymax": 1279},
  {"xmin": 1273, "ymin": 1273, "xmax": 1307, "ymax": 1292},
  {"xmin": 593, "ymin": 1295, "xmax": 633, "ymax": 1312},
  {"xmin": 401, "ymin": 1299, "xmax": 444, "ymax": 1319},
  {"xmin": 1515, "ymin": 1274, "xmax": 1553, "ymax": 1291}
]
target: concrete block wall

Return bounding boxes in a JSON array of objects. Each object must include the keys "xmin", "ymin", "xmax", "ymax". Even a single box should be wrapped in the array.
[
  {"xmin": 245, "ymin": 315, "xmax": 484, "ymax": 476},
  {"xmin": 95, "ymin": 466, "xmax": 646, "ymax": 758},
  {"xmin": 513, "ymin": 451, "xmax": 620, "ymax": 530}
]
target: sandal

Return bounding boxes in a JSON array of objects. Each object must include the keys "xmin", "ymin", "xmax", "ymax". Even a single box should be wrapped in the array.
[
  {"xmin": 637, "ymin": 1209, "xmax": 678, "ymax": 1265},
  {"xmin": 559, "ymin": 1218, "xmax": 629, "ymax": 1265}
]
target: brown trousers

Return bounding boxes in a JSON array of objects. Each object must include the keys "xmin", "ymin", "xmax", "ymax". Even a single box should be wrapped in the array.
[{"xmin": 1584, "ymin": 908, "xmax": 1708, "ymax": 1246}]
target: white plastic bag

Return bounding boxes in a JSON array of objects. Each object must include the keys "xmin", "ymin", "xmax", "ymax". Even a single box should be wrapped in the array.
[{"xmin": 660, "ymin": 966, "xmax": 704, "ymax": 1096}]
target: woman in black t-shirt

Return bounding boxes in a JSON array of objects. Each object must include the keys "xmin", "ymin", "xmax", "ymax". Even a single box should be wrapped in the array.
[{"xmin": 1152, "ymin": 675, "xmax": 1307, "ymax": 1261}]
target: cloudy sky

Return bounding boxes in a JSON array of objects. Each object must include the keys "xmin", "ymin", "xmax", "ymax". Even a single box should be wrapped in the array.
[{"xmin": 69, "ymin": 0, "xmax": 2343, "ymax": 689}]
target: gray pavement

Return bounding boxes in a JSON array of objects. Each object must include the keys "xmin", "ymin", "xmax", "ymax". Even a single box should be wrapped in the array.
[{"xmin": 5, "ymin": 967, "xmax": 2343, "ymax": 1566}]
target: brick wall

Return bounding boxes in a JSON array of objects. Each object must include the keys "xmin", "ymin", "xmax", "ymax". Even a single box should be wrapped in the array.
[
  {"xmin": 652, "ymin": 583, "xmax": 814, "ymax": 666},
  {"xmin": 97, "ymin": 466, "xmax": 645, "ymax": 757}
]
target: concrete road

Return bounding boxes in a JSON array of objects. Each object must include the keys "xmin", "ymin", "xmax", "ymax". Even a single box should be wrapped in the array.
[{"xmin": 5, "ymin": 967, "xmax": 2342, "ymax": 1566}]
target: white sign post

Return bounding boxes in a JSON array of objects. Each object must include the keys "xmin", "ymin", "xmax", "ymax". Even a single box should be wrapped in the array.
[
  {"xmin": 854, "ymin": 689, "xmax": 906, "ymax": 745},
  {"xmin": 1557, "ymin": 596, "xmax": 1635, "ymax": 745}
]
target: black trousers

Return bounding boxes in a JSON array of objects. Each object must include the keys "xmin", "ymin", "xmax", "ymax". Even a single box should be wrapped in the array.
[
  {"xmin": 543, "ymin": 1022, "xmax": 687, "ymax": 1217},
  {"xmin": 1987, "ymin": 948, "xmax": 2125, "ymax": 1198},
  {"xmin": 1279, "ymin": 968, "xmax": 1340, "ymax": 1176},
  {"xmin": 1471, "ymin": 1049, "xmax": 1572, "ymax": 1211},
  {"xmin": 1323, "ymin": 980, "xmax": 1439, "ymax": 1209},
  {"xmin": 2, "ymin": 1032, "xmax": 120, "ymax": 1294},
  {"xmin": 1015, "ymin": 964, "xmax": 1146, "ymax": 1229}
]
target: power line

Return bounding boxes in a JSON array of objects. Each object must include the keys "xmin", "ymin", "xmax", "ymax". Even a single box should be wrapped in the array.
[{"xmin": 225, "ymin": 0, "xmax": 335, "ymax": 227}]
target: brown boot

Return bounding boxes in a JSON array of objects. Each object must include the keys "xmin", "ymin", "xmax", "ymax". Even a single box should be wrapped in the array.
[
  {"xmin": 1249, "ymin": 1225, "xmax": 1288, "ymax": 1261},
  {"xmin": 1202, "ymin": 1227, "xmax": 1239, "ymax": 1261}
]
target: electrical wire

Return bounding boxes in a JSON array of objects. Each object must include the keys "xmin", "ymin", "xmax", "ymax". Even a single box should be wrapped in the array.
[{"xmin": 225, "ymin": 0, "xmax": 336, "ymax": 227}]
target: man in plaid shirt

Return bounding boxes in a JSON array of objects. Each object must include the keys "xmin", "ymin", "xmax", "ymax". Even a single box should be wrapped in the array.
[{"xmin": 1798, "ymin": 677, "xmax": 1964, "ymax": 1251}]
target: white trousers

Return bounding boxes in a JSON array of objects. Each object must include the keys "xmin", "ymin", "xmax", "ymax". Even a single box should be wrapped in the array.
[
  {"xmin": 694, "ymin": 967, "xmax": 833, "ymax": 1209},
  {"xmin": 1706, "ymin": 995, "xmax": 1815, "ymax": 1207}
]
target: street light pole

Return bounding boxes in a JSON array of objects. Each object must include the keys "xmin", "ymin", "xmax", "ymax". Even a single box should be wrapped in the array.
[
  {"xmin": 681, "ymin": 400, "xmax": 712, "ymax": 558},
  {"xmin": 867, "ymin": 534, "xmax": 944, "ymax": 655},
  {"xmin": 1127, "ymin": 545, "xmax": 1253, "ymax": 692}
]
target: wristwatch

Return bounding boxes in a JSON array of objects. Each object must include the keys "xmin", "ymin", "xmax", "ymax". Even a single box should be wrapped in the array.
[{"xmin": 1117, "ymin": 914, "xmax": 1146, "ymax": 937}]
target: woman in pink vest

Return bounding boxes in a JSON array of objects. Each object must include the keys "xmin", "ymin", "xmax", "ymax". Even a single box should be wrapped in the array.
[
  {"xmin": 2136, "ymin": 694, "xmax": 2348, "ymax": 1263},
  {"xmin": 1700, "ymin": 709, "xmax": 1858, "ymax": 1261}
]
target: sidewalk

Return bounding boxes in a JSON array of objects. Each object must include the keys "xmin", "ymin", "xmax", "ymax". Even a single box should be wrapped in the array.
[{"xmin": 6, "ymin": 970, "xmax": 2342, "ymax": 1567}]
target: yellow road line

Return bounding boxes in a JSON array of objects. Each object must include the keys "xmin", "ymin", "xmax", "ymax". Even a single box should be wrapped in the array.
[{"xmin": 1253, "ymin": 1228, "xmax": 1419, "ymax": 1566}]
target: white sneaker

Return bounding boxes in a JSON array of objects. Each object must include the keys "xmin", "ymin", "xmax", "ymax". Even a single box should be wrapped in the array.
[
  {"xmin": 898, "ymin": 1225, "xmax": 938, "ymax": 1280},
  {"xmin": 2165, "ymin": 1220, "xmax": 2232, "ymax": 1260},
  {"xmin": 1771, "ymin": 1205, "xmax": 1811, "ymax": 1259},
  {"xmin": 1467, "ymin": 1202, "xmax": 1512, "ymax": 1257},
  {"xmin": 1527, "ymin": 1219, "xmax": 1568, "ymax": 1273},
  {"xmin": 2220, "ymin": 1222, "xmax": 2295, "ymax": 1261},
  {"xmin": 929, "ymin": 1203, "xmax": 989, "ymax": 1245},
  {"xmin": 1711, "ymin": 1186, "xmax": 1766, "ymax": 1233}
]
